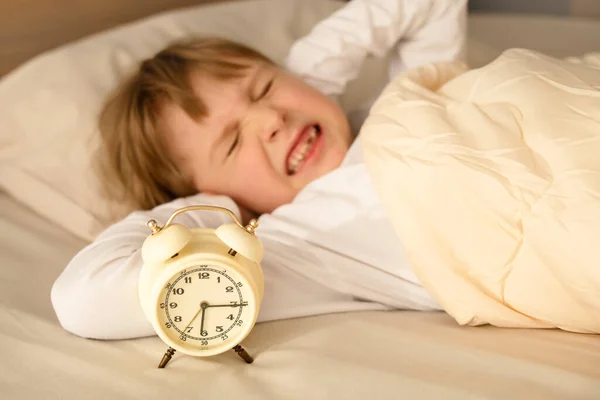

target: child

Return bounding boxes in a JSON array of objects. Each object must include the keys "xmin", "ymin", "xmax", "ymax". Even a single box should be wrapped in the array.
[{"xmin": 51, "ymin": 0, "xmax": 467, "ymax": 339}]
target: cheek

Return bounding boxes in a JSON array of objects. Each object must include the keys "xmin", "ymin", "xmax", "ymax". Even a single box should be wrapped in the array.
[
  {"xmin": 290, "ymin": 87, "xmax": 350, "ymax": 136},
  {"xmin": 290, "ymin": 89, "xmax": 328, "ymax": 110}
]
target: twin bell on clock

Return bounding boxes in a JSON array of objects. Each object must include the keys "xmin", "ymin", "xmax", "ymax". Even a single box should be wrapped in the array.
[{"xmin": 138, "ymin": 205, "xmax": 265, "ymax": 368}]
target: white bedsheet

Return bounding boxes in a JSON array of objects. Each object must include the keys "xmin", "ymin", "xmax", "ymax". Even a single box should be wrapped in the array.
[{"xmin": 2, "ymin": 191, "xmax": 600, "ymax": 399}]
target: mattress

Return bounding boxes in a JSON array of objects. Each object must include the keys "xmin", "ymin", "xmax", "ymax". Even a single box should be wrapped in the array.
[{"xmin": 2, "ymin": 8, "xmax": 600, "ymax": 400}]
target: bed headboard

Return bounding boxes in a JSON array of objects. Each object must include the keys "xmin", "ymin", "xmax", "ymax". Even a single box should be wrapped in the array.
[{"xmin": 0, "ymin": 0, "xmax": 239, "ymax": 77}]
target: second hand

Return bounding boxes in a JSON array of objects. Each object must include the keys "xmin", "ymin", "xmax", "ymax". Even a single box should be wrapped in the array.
[{"xmin": 183, "ymin": 301, "xmax": 208, "ymax": 334}]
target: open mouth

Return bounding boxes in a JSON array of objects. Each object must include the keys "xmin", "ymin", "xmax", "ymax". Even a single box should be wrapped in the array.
[{"xmin": 286, "ymin": 124, "xmax": 322, "ymax": 175}]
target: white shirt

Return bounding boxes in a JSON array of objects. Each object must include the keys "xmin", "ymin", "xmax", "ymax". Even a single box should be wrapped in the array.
[{"xmin": 51, "ymin": 0, "xmax": 466, "ymax": 340}]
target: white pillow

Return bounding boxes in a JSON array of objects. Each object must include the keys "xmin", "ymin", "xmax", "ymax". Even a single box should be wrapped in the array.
[{"xmin": 0, "ymin": 0, "xmax": 387, "ymax": 241}]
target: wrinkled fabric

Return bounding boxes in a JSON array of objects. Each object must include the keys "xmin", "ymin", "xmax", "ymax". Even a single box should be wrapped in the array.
[{"xmin": 361, "ymin": 48, "xmax": 600, "ymax": 333}]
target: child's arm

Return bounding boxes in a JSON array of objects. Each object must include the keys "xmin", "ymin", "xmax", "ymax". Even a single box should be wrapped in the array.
[
  {"xmin": 51, "ymin": 193, "xmax": 379, "ymax": 340},
  {"xmin": 285, "ymin": 0, "xmax": 467, "ymax": 96},
  {"xmin": 51, "ymin": 193, "xmax": 238, "ymax": 339}
]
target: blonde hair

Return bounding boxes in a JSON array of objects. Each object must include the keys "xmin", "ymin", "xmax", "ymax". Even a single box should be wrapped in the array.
[{"xmin": 97, "ymin": 37, "xmax": 273, "ymax": 211}]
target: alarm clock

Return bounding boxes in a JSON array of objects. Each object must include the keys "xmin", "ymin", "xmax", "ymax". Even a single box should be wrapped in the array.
[{"xmin": 138, "ymin": 205, "xmax": 264, "ymax": 368}]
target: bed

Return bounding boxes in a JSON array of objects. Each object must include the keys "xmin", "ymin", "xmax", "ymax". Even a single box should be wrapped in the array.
[{"xmin": 1, "ymin": 0, "xmax": 599, "ymax": 398}]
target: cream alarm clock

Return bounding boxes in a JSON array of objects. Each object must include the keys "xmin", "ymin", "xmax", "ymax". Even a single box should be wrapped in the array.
[{"xmin": 138, "ymin": 205, "xmax": 264, "ymax": 368}]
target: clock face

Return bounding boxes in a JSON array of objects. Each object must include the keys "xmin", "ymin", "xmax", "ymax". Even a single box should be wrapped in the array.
[{"xmin": 155, "ymin": 264, "xmax": 256, "ymax": 355}]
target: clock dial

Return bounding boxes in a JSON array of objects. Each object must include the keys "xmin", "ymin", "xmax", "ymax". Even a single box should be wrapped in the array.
[{"xmin": 156, "ymin": 264, "xmax": 255, "ymax": 354}]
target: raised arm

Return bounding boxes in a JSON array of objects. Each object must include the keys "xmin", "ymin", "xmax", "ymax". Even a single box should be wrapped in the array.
[{"xmin": 285, "ymin": 0, "xmax": 467, "ymax": 96}]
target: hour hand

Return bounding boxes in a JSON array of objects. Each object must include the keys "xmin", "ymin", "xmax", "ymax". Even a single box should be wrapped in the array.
[{"xmin": 205, "ymin": 302, "xmax": 248, "ymax": 308}]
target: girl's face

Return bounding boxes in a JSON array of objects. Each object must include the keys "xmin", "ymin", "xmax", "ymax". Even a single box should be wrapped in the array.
[{"xmin": 161, "ymin": 61, "xmax": 352, "ymax": 217}]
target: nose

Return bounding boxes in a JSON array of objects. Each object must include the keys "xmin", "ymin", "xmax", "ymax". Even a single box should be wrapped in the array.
[{"xmin": 244, "ymin": 104, "xmax": 285, "ymax": 143}]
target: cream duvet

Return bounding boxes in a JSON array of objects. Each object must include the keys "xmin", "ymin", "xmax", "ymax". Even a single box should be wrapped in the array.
[{"xmin": 361, "ymin": 49, "xmax": 600, "ymax": 333}]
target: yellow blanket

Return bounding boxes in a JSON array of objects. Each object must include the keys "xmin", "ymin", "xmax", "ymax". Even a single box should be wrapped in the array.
[{"xmin": 360, "ymin": 49, "xmax": 600, "ymax": 333}]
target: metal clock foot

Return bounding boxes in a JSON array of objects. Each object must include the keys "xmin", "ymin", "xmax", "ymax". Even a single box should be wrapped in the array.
[
  {"xmin": 158, "ymin": 347, "xmax": 176, "ymax": 368},
  {"xmin": 233, "ymin": 345, "xmax": 253, "ymax": 363}
]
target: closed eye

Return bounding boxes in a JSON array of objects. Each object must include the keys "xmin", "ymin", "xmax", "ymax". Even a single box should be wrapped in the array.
[
  {"xmin": 226, "ymin": 131, "xmax": 240, "ymax": 157},
  {"xmin": 257, "ymin": 78, "xmax": 274, "ymax": 100}
]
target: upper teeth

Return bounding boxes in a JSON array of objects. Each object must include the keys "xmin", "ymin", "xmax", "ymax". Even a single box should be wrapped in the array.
[{"xmin": 288, "ymin": 126, "xmax": 318, "ymax": 174}]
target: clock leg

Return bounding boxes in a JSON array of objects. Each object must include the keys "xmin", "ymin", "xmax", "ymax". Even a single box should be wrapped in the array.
[
  {"xmin": 233, "ymin": 345, "xmax": 253, "ymax": 364},
  {"xmin": 158, "ymin": 347, "xmax": 176, "ymax": 368}
]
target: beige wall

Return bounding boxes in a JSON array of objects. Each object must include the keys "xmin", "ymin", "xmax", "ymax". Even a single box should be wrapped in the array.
[
  {"xmin": 469, "ymin": 0, "xmax": 600, "ymax": 18},
  {"xmin": 571, "ymin": 0, "xmax": 600, "ymax": 17},
  {"xmin": 2, "ymin": 0, "xmax": 597, "ymax": 77},
  {"xmin": 0, "ymin": 0, "xmax": 234, "ymax": 77}
]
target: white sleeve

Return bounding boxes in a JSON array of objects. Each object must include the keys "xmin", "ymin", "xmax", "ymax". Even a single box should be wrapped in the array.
[
  {"xmin": 51, "ymin": 193, "xmax": 240, "ymax": 339},
  {"xmin": 51, "ymin": 193, "xmax": 380, "ymax": 340},
  {"xmin": 284, "ymin": 0, "xmax": 467, "ymax": 96}
]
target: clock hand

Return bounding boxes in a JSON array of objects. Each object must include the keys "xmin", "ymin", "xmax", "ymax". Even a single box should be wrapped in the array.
[
  {"xmin": 183, "ymin": 302, "xmax": 208, "ymax": 333},
  {"xmin": 205, "ymin": 302, "xmax": 247, "ymax": 308},
  {"xmin": 184, "ymin": 305, "xmax": 203, "ymax": 331},
  {"xmin": 199, "ymin": 302, "xmax": 208, "ymax": 336}
]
